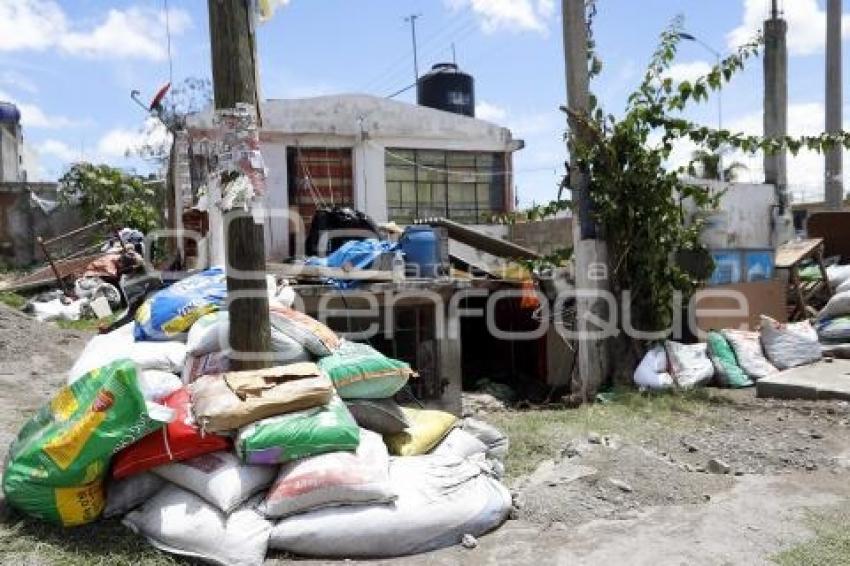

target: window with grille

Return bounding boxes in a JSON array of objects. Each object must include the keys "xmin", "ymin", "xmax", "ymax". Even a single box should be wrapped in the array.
[{"xmin": 385, "ymin": 149, "xmax": 508, "ymax": 224}]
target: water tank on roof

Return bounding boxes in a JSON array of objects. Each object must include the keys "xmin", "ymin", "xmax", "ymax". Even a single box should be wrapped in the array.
[
  {"xmin": 0, "ymin": 102, "xmax": 21, "ymax": 124},
  {"xmin": 417, "ymin": 63, "xmax": 475, "ymax": 118}
]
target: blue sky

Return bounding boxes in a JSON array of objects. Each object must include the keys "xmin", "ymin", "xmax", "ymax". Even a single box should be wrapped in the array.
[{"xmin": 0, "ymin": 0, "xmax": 848, "ymax": 206}]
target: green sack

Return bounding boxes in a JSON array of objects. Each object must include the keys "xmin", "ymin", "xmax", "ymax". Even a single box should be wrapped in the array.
[
  {"xmin": 235, "ymin": 396, "xmax": 360, "ymax": 465},
  {"xmin": 2, "ymin": 360, "xmax": 170, "ymax": 526},
  {"xmin": 318, "ymin": 341, "xmax": 413, "ymax": 399},
  {"xmin": 706, "ymin": 331, "xmax": 752, "ymax": 388}
]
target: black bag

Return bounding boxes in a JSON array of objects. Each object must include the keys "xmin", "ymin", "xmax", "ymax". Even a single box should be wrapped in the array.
[{"xmin": 305, "ymin": 207, "xmax": 380, "ymax": 257}]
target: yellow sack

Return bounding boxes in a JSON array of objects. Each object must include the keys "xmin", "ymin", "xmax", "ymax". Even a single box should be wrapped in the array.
[{"xmin": 384, "ymin": 408, "xmax": 458, "ymax": 456}]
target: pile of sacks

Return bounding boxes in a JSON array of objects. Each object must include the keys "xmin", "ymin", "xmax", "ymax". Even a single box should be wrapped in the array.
[
  {"xmin": 2, "ymin": 268, "xmax": 512, "ymax": 564},
  {"xmin": 634, "ymin": 314, "xmax": 824, "ymax": 391},
  {"xmin": 814, "ymin": 274, "xmax": 850, "ymax": 358}
]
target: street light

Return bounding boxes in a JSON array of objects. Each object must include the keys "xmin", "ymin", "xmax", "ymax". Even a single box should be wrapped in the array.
[{"xmin": 677, "ymin": 32, "xmax": 726, "ymax": 182}]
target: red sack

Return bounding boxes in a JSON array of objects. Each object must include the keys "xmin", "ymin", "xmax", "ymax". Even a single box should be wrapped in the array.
[{"xmin": 112, "ymin": 387, "xmax": 230, "ymax": 479}]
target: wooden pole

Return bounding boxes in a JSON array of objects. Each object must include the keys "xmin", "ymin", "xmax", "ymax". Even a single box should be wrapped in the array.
[
  {"xmin": 208, "ymin": 0, "xmax": 271, "ymax": 370},
  {"xmin": 562, "ymin": 0, "xmax": 608, "ymax": 401}
]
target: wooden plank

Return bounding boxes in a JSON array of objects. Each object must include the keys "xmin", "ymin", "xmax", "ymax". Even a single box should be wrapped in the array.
[
  {"xmin": 775, "ymin": 238, "xmax": 823, "ymax": 268},
  {"xmin": 416, "ymin": 217, "xmax": 541, "ymax": 260},
  {"xmin": 694, "ymin": 280, "xmax": 787, "ymax": 332},
  {"xmin": 268, "ymin": 262, "xmax": 395, "ymax": 282}
]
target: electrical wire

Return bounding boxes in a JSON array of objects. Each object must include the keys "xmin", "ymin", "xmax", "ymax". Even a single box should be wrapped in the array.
[
  {"xmin": 364, "ymin": 9, "xmax": 479, "ymax": 95},
  {"xmin": 164, "ymin": 0, "xmax": 174, "ymax": 84}
]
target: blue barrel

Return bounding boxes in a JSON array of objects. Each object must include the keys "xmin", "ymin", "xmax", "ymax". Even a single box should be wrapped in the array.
[{"xmin": 400, "ymin": 226, "xmax": 441, "ymax": 278}]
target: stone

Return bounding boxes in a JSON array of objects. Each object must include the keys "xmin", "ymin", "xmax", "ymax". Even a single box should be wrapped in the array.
[
  {"xmin": 461, "ymin": 534, "xmax": 478, "ymax": 549},
  {"xmin": 707, "ymin": 458, "xmax": 731, "ymax": 475},
  {"xmin": 588, "ymin": 432, "xmax": 602, "ymax": 444},
  {"xmin": 609, "ymin": 479, "xmax": 633, "ymax": 493}
]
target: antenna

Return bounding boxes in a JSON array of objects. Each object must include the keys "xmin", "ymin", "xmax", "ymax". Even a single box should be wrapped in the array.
[
  {"xmin": 405, "ymin": 14, "xmax": 422, "ymax": 92},
  {"xmin": 451, "ymin": 42, "xmax": 457, "ymax": 65},
  {"xmin": 770, "ymin": 0, "xmax": 780, "ymax": 19}
]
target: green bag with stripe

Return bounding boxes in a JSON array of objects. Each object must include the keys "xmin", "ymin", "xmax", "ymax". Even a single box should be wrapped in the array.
[{"xmin": 318, "ymin": 341, "xmax": 413, "ymax": 399}]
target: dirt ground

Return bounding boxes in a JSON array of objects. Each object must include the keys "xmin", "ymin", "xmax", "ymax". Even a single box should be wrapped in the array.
[{"xmin": 2, "ymin": 302, "xmax": 850, "ymax": 565}]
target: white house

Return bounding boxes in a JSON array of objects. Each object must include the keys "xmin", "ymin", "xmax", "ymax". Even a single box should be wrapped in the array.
[{"xmin": 182, "ymin": 94, "xmax": 524, "ymax": 260}]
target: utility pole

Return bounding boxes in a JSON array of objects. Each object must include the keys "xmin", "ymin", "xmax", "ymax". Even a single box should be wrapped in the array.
[
  {"xmin": 208, "ymin": 0, "xmax": 271, "ymax": 371},
  {"xmin": 405, "ymin": 14, "xmax": 421, "ymax": 94},
  {"xmin": 562, "ymin": 0, "xmax": 608, "ymax": 401},
  {"xmin": 825, "ymin": 0, "xmax": 844, "ymax": 210},
  {"xmin": 763, "ymin": 0, "xmax": 788, "ymax": 211}
]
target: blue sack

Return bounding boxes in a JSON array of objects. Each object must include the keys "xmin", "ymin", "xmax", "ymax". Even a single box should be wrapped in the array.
[{"xmin": 134, "ymin": 267, "xmax": 228, "ymax": 341}]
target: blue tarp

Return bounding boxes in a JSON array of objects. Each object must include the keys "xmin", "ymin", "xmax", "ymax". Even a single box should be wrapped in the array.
[{"xmin": 305, "ymin": 239, "xmax": 398, "ymax": 288}]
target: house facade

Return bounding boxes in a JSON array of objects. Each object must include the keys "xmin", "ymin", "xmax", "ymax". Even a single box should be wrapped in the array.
[{"xmin": 182, "ymin": 94, "xmax": 523, "ymax": 260}]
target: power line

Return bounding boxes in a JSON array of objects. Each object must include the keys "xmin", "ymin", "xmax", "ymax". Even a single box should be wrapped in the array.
[{"xmin": 364, "ymin": 10, "xmax": 479, "ymax": 95}]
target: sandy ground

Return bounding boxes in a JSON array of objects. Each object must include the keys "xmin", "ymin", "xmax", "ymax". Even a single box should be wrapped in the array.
[{"xmin": 2, "ymin": 302, "xmax": 850, "ymax": 565}]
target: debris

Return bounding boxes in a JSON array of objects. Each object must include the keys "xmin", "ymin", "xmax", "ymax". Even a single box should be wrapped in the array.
[{"xmin": 706, "ymin": 458, "xmax": 731, "ymax": 475}]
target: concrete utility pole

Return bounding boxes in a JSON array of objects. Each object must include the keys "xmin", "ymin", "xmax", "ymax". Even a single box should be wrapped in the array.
[
  {"xmin": 562, "ymin": 0, "xmax": 608, "ymax": 400},
  {"xmin": 825, "ymin": 0, "xmax": 844, "ymax": 210},
  {"xmin": 208, "ymin": 0, "xmax": 272, "ymax": 370},
  {"xmin": 763, "ymin": 0, "xmax": 788, "ymax": 209}
]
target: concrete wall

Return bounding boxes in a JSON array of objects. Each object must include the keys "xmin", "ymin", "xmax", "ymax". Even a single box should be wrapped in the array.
[
  {"xmin": 685, "ymin": 180, "xmax": 778, "ymax": 249},
  {"xmin": 0, "ymin": 123, "xmax": 22, "ymax": 183},
  {"xmin": 509, "ymin": 217, "xmax": 573, "ymax": 256},
  {"xmin": 0, "ymin": 183, "xmax": 83, "ymax": 266}
]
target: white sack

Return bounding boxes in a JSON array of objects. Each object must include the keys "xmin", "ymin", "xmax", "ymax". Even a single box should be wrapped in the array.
[
  {"xmin": 721, "ymin": 329, "xmax": 778, "ymax": 380},
  {"xmin": 269, "ymin": 454, "xmax": 512, "ymax": 558},
  {"xmin": 838, "ymin": 278, "xmax": 850, "ymax": 294},
  {"xmin": 68, "ymin": 324, "xmax": 187, "ymax": 383},
  {"xmin": 138, "ymin": 370, "xmax": 183, "ymax": 402},
  {"xmin": 462, "ymin": 418, "xmax": 509, "ymax": 462},
  {"xmin": 185, "ymin": 311, "xmax": 310, "ymax": 364},
  {"xmin": 431, "ymin": 428, "xmax": 487, "ymax": 460},
  {"xmin": 123, "ymin": 485, "xmax": 271, "ymax": 566},
  {"xmin": 258, "ymin": 429, "xmax": 394, "ymax": 519},
  {"xmin": 152, "ymin": 451, "xmax": 276, "ymax": 514},
  {"xmin": 104, "ymin": 472, "xmax": 165, "ymax": 518},
  {"xmin": 819, "ymin": 290, "xmax": 850, "ymax": 321},
  {"xmin": 31, "ymin": 297, "xmax": 83, "ymax": 322},
  {"xmin": 633, "ymin": 345, "xmax": 674, "ymax": 390},
  {"xmin": 759, "ymin": 315, "xmax": 821, "ymax": 370},
  {"xmin": 827, "ymin": 264, "xmax": 850, "ymax": 288},
  {"xmin": 665, "ymin": 341, "xmax": 714, "ymax": 388}
]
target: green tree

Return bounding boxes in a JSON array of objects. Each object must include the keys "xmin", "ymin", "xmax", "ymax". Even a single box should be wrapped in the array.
[
  {"xmin": 686, "ymin": 149, "xmax": 748, "ymax": 181},
  {"xmin": 59, "ymin": 162, "xmax": 161, "ymax": 234}
]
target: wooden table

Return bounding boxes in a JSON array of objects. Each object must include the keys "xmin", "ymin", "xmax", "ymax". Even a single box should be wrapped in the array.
[{"xmin": 775, "ymin": 238, "xmax": 832, "ymax": 320}]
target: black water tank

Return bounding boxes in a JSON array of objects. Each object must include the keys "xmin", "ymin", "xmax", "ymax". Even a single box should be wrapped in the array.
[{"xmin": 417, "ymin": 63, "xmax": 475, "ymax": 118}]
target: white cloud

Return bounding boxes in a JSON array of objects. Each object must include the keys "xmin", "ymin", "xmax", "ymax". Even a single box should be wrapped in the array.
[
  {"xmin": 0, "ymin": 89, "xmax": 81, "ymax": 130},
  {"xmin": 0, "ymin": 1, "xmax": 191, "ymax": 61},
  {"xmin": 97, "ymin": 118, "xmax": 172, "ymax": 159},
  {"xmin": 664, "ymin": 61, "xmax": 713, "ymax": 83},
  {"xmin": 38, "ymin": 139, "xmax": 78, "ymax": 163},
  {"xmin": 475, "ymin": 101, "xmax": 508, "ymax": 123},
  {"xmin": 728, "ymin": 0, "xmax": 850, "ymax": 56},
  {"xmin": 0, "ymin": 70, "xmax": 39, "ymax": 94},
  {"xmin": 446, "ymin": 0, "xmax": 556, "ymax": 35}
]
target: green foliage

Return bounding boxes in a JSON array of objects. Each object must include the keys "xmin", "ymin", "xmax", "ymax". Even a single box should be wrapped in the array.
[
  {"xmin": 552, "ymin": 14, "xmax": 848, "ymax": 335},
  {"xmin": 687, "ymin": 150, "xmax": 748, "ymax": 181},
  {"xmin": 58, "ymin": 163, "xmax": 161, "ymax": 234}
]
